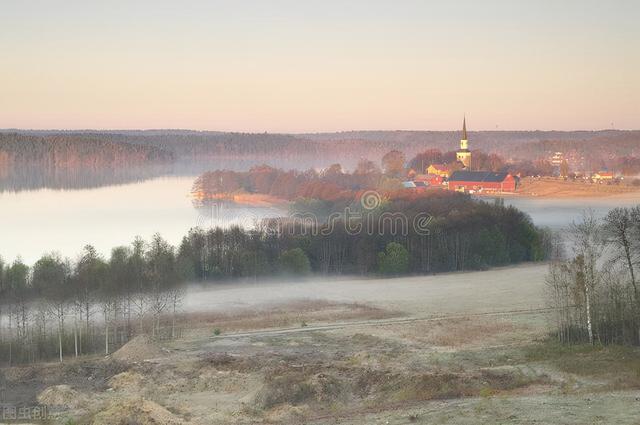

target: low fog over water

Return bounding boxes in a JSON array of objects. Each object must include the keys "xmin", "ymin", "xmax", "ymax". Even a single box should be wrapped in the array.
[{"xmin": 498, "ymin": 195, "xmax": 640, "ymax": 230}]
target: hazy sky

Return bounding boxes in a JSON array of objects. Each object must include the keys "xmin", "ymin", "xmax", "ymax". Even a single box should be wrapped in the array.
[{"xmin": 1, "ymin": 0, "xmax": 638, "ymax": 132}]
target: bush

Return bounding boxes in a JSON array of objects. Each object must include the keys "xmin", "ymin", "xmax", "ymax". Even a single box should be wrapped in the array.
[
  {"xmin": 378, "ymin": 242, "xmax": 410, "ymax": 275},
  {"xmin": 278, "ymin": 248, "xmax": 311, "ymax": 275}
]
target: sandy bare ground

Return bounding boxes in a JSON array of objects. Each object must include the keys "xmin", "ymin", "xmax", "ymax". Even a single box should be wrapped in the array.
[{"xmin": 5, "ymin": 264, "xmax": 640, "ymax": 424}]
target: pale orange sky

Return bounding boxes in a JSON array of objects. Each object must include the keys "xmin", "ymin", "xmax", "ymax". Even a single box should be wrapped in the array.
[{"xmin": 1, "ymin": 1, "xmax": 638, "ymax": 132}]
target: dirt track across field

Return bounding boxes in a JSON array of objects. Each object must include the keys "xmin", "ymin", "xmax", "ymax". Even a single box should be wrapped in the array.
[{"xmin": 201, "ymin": 307, "xmax": 553, "ymax": 341}]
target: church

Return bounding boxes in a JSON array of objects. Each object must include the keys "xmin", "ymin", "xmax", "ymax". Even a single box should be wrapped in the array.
[{"xmin": 447, "ymin": 117, "xmax": 517, "ymax": 193}]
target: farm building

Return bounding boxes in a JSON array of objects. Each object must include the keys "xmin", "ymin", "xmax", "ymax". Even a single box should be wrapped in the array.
[
  {"xmin": 592, "ymin": 171, "xmax": 614, "ymax": 182},
  {"xmin": 414, "ymin": 173, "xmax": 444, "ymax": 186},
  {"xmin": 448, "ymin": 170, "xmax": 517, "ymax": 193}
]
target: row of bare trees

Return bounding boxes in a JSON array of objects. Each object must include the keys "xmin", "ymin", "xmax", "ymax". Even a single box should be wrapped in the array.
[
  {"xmin": 0, "ymin": 234, "xmax": 185, "ymax": 365},
  {"xmin": 547, "ymin": 206, "xmax": 640, "ymax": 345}
]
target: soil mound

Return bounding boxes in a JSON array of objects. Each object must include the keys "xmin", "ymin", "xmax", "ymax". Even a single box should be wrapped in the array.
[
  {"xmin": 37, "ymin": 385, "xmax": 88, "ymax": 409},
  {"xmin": 108, "ymin": 371, "xmax": 145, "ymax": 391},
  {"xmin": 112, "ymin": 336, "xmax": 165, "ymax": 363},
  {"xmin": 92, "ymin": 398, "xmax": 184, "ymax": 425}
]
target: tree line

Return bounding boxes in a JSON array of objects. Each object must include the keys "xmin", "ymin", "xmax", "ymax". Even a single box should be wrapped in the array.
[
  {"xmin": 546, "ymin": 206, "xmax": 640, "ymax": 345},
  {"xmin": 0, "ymin": 133, "xmax": 173, "ymax": 166}
]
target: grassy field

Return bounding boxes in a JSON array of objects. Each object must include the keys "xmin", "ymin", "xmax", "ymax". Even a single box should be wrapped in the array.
[{"xmin": 514, "ymin": 177, "xmax": 640, "ymax": 198}]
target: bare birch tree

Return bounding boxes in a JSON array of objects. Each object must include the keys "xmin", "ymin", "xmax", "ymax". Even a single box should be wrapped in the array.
[{"xmin": 569, "ymin": 210, "xmax": 604, "ymax": 345}]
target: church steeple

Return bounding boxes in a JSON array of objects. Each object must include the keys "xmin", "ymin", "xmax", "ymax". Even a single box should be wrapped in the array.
[
  {"xmin": 459, "ymin": 116, "xmax": 469, "ymax": 150},
  {"xmin": 462, "ymin": 116, "xmax": 467, "ymax": 142},
  {"xmin": 456, "ymin": 116, "xmax": 471, "ymax": 168}
]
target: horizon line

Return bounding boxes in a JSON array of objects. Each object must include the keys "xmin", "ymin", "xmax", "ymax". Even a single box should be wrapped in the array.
[{"xmin": 1, "ymin": 128, "xmax": 638, "ymax": 134}]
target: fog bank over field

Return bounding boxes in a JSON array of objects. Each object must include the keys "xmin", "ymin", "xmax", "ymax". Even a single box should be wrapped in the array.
[
  {"xmin": 182, "ymin": 263, "xmax": 548, "ymax": 316},
  {"xmin": 180, "ymin": 194, "xmax": 640, "ymax": 316}
]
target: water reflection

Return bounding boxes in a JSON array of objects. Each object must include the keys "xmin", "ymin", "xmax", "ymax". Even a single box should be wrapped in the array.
[
  {"xmin": 194, "ymin": 200, "xmax": 285, "ymax": 229},
  {"xmin": 0, "ymin": 163, "xmax": 173, "ymax": 192},
  {"xmin": 0, "ymin": 177, "xmax": 279, "ymax": 264}
]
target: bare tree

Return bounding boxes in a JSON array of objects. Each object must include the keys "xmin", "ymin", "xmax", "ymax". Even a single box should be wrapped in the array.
[
  {"xmin": 603, "ymin": 207, "xmax": 639, "ymax": 300},
  {"xmin": 32, "ymin": 254, "xmax": 71, "ymax": 363},
  {"xmin": 146, "ymin": 234, "xmax": 177, "ymax": 337},
  {"xmin": 129, "ymin": 237, "xmax": 148, "ymax": 335},
  {"xmin": 546, "ymin": 261, "xmax": 572, "ymax": 343},
  {"xmin": 168, "ymin": 286, "xmax": 185, "ymax": 339},
  {"xmin": 569, "ymin": 210, "xmax": 604, "ymax": 344}
]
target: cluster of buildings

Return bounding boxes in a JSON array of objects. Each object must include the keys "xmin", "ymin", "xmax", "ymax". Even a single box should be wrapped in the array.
[
  {"xmin": 403, "ymin": 118, "xmax": 517, "ymax": 194},
  {"xmin": 550, "ymin": 151, "xmax": 617, "ymax": 183}
]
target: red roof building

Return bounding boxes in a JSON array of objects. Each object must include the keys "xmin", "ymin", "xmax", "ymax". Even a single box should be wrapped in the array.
[
  {"xmin": 448, "ymin": 171, "xmax": 517, "ymax": 193},
  {"xmin": 414, "ymin": 173, "xmax": 443, "ymax": 186}
]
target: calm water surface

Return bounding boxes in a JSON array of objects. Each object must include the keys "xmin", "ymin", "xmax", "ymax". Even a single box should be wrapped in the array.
[
  {"xmin": 499, "ymin": 196, "xmax": 640, "ymax": 230},
  {"xmin": 0, "ymin": 176, "xmax": 283, "ymax": 263},
  {"xmin": 2, "ymin": 179, "xmax": 639, "ymax": 264}
]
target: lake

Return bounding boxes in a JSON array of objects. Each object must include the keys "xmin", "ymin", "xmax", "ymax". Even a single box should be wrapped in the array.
[
  {"xmin": 499, "ymin": 195, "xmax": 640, "ymax": 229},
  {"xmin": 0, "ymin": 176, "xmax": 285, "ymax": 264},
  {"xmin": 2, "ymin": 178, "xmax": 639, "ymax": 264}
]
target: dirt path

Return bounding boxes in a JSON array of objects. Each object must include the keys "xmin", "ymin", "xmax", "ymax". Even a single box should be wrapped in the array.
[{"xmin": 202, "ymin": 306, "xmax": 553, "ymax": 341}]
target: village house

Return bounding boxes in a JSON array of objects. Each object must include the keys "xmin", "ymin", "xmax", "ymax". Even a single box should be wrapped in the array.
[
  {"xmin": 426, "ymin": 164, "xmax": 450, "ymax": 178},
  {"xmin": 550, "ymin": 152, "xmax": 564, "ymax": 166},
  {"xmin": 592, "ymin": 171, "xmax": 614, "ymax": 183}
]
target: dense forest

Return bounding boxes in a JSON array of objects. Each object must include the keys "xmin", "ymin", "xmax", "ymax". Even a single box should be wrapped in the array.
[
  {"xmin": 5, "ymin": 129, "xmax": 640, "ymax": 167},
  {"xmin": 0, "ymin": 133, "xmax": 172, "ymax": 165},
  {"xmin": 0, "ymin": 192, "xmax": 550, "ymax": 364},
  {"xmin": 2, "ymin": 129, "xmax": 639, "ymax": 191},
  {"xmin": 0, "ymin": 133, "xmax": 174, "ymax": 191}
]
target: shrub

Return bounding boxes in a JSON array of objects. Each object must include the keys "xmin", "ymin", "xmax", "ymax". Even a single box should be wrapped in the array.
[
  {"xmin": 278, "ymin": 248, "xmax": 311, "ymax": 275},
  {"xmin": 377, "ymin": 242, "xmax": 410, "ymax": 275}
]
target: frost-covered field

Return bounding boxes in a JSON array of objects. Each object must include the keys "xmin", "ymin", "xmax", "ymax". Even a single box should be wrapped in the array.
[{"xmin": 183, "ymin": 263, "xmax": 548, "ymax": 316}]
